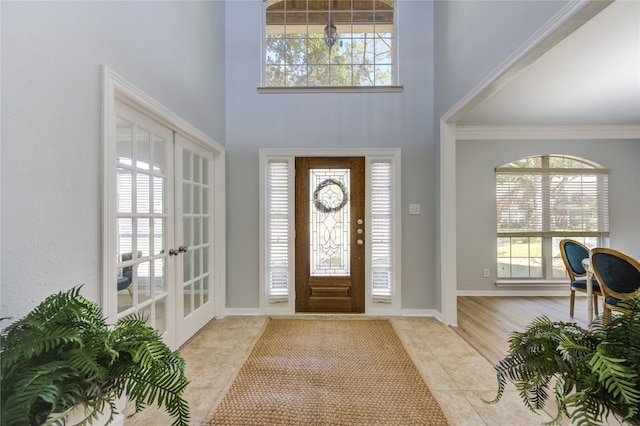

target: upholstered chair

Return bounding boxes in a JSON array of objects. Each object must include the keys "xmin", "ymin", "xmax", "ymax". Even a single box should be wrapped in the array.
[
  {"xmin": 559, "ymin": 239, "xmax": 601, "ymax": 318},
  {"xmin": 590, "ymin": 247, "xmax": 640, "ymax": 318}
]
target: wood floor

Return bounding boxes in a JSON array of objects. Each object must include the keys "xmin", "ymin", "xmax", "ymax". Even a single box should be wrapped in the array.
[{"xmin": 453, "ymin": 295, "xmax": 592, "ymax": 366}]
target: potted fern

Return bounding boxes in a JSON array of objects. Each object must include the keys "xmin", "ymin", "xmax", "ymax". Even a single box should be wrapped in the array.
[
  {"xmin": 0, "ymin": 286, "xmax": 190, "ymax": 426},
  {"xmin": 486, "ymin": 296, "xmax": 640, "ymax": 426}
]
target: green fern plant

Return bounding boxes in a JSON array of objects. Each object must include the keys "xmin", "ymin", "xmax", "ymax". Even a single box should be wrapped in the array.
[
  {"xmin": 486, "ymin": 296, "xmax": 640, "ymax": 426},
  {"xmin": 0, "ymin": 286, "xmax": 190, "ymax": 426}
]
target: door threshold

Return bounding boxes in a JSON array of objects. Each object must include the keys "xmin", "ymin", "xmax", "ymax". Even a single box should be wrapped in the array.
[{"xmin": 294, "ymin": 312, "xmax": 366, "ymax": 316}]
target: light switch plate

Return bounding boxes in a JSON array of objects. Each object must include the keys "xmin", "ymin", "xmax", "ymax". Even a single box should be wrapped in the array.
[{"xmin": 409, "ymin": 204, "xmax": 420, "ymax": 215}]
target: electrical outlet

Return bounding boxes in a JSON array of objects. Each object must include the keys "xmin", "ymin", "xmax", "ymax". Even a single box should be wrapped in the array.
[{"xmin": 483, "ymin": 268, "xmax": 490, "ymax": 278}]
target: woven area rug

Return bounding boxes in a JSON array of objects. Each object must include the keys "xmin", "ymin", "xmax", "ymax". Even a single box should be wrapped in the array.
[{"xmin": 207, "ymin": 319, "xmax": 449, "ymax": 425}]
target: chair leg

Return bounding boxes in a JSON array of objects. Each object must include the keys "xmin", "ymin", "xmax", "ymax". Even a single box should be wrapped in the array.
[
  {"xmin": 127, "ymin": 287, "xmax": 133, "ymax": 298},
  {"xmin": 570, "ymin": 289, "xmax": 576, "ymax": 318},
  {"xmin": 593, "ymin": 294, "xmax": 599, "ymax": 316},
  {"xmin": 603, "ymin": 306, "xmax": 612, "ymax": 325}
]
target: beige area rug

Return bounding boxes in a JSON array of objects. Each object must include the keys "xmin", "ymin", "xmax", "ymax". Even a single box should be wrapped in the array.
[{"xmin": 207, "ymin": 319, "xmax": 449, "ymax": 425}]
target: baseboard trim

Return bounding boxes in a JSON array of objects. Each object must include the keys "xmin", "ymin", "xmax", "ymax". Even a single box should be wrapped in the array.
[
  {"xmin": 223, "ymin": 307, "xmax": 443, "ymax": 319},
  {"xmin": 223, "ymin": 308, "xmax": 261, "ymax": 316},
  {"xmin": 457, "ymin": 290, "xmax": 570, "ymax": 297}
]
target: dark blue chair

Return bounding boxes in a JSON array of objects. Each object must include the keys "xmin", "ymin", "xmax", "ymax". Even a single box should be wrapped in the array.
[
  {"xmin": 559, "ymin": 239, "xmax": 601, "ymax": 318},
  {"xmin": 590, "ymin": 247, "xmax": 640, "ymax": 317},
  {"xmin": 117, "ymin": 251, "xmax": 141, "ymax": 298}
]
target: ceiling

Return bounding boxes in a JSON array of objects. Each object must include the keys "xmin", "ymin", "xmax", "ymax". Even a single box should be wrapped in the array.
[{"xmin": 457, "ymin": 0, "xmax": 640, "ymax": 126}]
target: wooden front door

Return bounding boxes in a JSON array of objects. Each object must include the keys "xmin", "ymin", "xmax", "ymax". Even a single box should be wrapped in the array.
[{"xmin": 295, "ymin": 157, "xmax": 365, "ymax": 313}]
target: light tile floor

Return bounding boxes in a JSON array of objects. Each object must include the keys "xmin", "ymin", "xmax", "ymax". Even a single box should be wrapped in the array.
[{"xmin": 124, "ymin": 316, "xmax": 555, "ymax": 425}]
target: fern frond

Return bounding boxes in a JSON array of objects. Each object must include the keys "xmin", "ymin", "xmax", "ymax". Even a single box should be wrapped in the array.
[{"xmin": 1, "ymin": 286, "xmax": 190, "ymax": 426}]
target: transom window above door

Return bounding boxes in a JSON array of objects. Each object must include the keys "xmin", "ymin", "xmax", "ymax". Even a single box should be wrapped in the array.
[{"xmin": 263, "ymin": 0, "xmax": 396, "ymax": 87}]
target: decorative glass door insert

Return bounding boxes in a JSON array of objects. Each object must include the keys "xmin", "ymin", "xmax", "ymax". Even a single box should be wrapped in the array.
[{"xmin": 309, "ymin": 168, "xmax": 351, "ymax": 277}]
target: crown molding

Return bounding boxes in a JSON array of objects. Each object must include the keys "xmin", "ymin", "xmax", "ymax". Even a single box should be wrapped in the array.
[{"xmin": 456, "ymin": 124, "xmax": 640, "ymax": 140}]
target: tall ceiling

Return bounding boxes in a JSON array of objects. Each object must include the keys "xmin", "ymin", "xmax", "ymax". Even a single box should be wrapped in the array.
[{"xmin": 457, "ymin": 0, "xmax": 640, "ymax": 126}]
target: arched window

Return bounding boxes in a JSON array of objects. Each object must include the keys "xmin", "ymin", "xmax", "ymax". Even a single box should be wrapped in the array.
[
  {"xmin": 495, "ymin": 155, "xmax": 609, "ymax": 280},
  {"xmin": 264, "ymin": 0, "xmax": 396, "ymax": 87}
]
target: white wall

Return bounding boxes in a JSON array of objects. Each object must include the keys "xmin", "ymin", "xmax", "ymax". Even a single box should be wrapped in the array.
[
  {"xmin": 1, "ymin": 1, "xmax": 225, "ymax": 320},
  {"xmin": 456, "ymin": 138, "xmax": 640, "ymax": 291},
  {"xmin": 224, "ymin": 1, "xmax": 437, "ymax": 310}
]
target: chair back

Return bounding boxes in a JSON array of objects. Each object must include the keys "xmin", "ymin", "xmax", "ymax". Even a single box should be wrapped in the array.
[
  {"xmin": 590, "ymin": 247, "xmax": 640, "ymax": 301},
  {"xmin": 559, "ymin": 239, "xmax": 590, "ymax": 281},
  {"xmin": 121, "ymin": 251, "xmax": 143, "ymax": 280}
]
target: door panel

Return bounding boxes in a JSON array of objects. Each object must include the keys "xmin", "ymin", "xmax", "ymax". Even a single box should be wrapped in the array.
[
  {"xmin": 115, "ymin": 102, "xmax": 174, "ymax": 343},
  {"xmin": 295, "ymin": 157, "xmax": 365, "ymax": 313},
  {"xmin": 175, "ymin": 134, "xmax": 216, "ymax": 346}
]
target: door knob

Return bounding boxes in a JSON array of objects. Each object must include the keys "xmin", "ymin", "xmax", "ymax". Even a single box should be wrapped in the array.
[
  {"xmin": 178, "ymin": 245, "xmax": 189, "ymax": 253},
  {"xmin": 169, "ymin": 248, "xmax": 178, "ymax": 256}
]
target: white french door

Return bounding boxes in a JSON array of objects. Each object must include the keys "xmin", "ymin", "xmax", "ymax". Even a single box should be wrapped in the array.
[
  {"xmin": 174, "ymin": 135, "xmax": 216, "ymax": 346},
  {"xmin": 110, "ymin": 100, "xmax": 216, "ymax": 349}
]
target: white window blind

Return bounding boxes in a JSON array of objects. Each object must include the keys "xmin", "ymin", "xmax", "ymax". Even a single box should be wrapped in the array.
[
  {"xmin": 371, "ymin": 161, "xmax": 393, "ymax": 301},
  {"xmin": 266, "ymin": 160, "xmax": 290, "ymax": 301},
  {"xmin": 496, "ymin": 166, "xmax": 610, "ymax": 237}
]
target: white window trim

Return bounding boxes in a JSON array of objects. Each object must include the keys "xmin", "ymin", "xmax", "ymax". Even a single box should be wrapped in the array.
[
  {"xmin": 102, "ymin": 66, "xmax": 226, "ymax": 323},
  {"xmin": 259, "ymin": 148, "xmax": 402, "ymax": 316}
]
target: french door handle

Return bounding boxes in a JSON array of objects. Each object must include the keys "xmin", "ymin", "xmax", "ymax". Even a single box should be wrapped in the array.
[{"xmin": 168, "ymin": 246, "xmax": 189, "ymax": 256}]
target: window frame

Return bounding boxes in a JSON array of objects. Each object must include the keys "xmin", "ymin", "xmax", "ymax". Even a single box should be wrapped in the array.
[
  {"xmin": 260, "ymin": 0, "xmax": 401, "ymax": 90},
  {"xmin": 495, "ymin": 154, "xmax": 610, "ymax": 282}
]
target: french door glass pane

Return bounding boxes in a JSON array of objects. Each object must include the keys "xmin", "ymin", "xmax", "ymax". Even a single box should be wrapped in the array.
[
  {"xmin": 116, "ymin": 119, "xmax": 132, "ymax": 164},
  {"xmin": 117, "ymin": 170, "xmax": 132, "ymax": 213},
  {"xmin": 137, "ymin": 128, "xmax": 150, "ymax": 170},
  {"xmin": 154, "ymin": 258, "xmax": 166, "ymax": 294},
  {"xmin": 155, "ymin": 296, "xmax": 167, "ymax": 335},
  {"xmin": 138, "ymin": 261, "xmax": 151, "ymax": 303}
]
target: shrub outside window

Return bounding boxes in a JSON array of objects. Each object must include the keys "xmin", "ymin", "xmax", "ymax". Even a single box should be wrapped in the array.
[
  {"xmin": 496, "ymin": 155, "xmax": 609, "ymax": 280},
  {"xmin": 264, "ymin": 0, "xmax": 396, "ymax": 87}
]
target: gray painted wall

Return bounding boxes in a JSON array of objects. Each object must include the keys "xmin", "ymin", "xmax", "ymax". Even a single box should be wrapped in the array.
[
  {"xmin": 1, "ymin": 1, "xmax": 226, "ymax": 319},
  {"xmin": 456, "ymin": 139, "xmax": 640, "ymax": 291},
  {"xmin": 224, "ymin": 1, "xmax": 436, "ymax": 310},
  {"xmin": 433, "ymin": 0, "xmax": 568, "ymax": 116}
]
